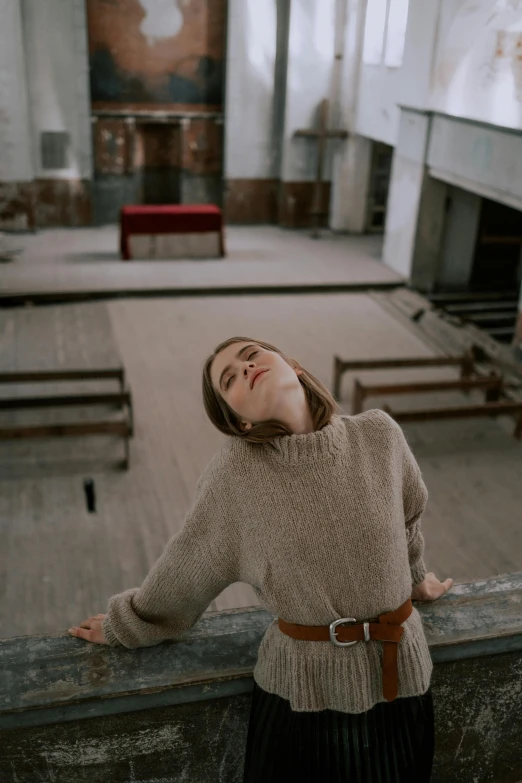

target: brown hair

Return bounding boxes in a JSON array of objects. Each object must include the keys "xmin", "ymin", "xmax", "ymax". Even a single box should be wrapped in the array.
[{"xmin": 202, "ymin": 336, "xmax": 341, "ymax": 444}]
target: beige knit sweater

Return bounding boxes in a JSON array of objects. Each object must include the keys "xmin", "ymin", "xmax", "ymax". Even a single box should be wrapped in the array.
[{"xmin": 102, "ymin": 409, "xmax": 433, "ymax": 714}]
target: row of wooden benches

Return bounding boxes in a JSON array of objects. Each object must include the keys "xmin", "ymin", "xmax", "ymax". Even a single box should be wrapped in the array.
[
  {"xmin": 0, "ymin": 368, "xmax": 133, "ymax": 469},
  {"xmin": 332, "ymin": 351, "xmax": 522, "ymax": 439},
  {"xmin": 1, "ymin": 347, "xmax": 520, "ymax": 472}
]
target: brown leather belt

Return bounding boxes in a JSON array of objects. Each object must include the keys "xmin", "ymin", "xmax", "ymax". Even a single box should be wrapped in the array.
[{"xmin": 278, "ymin": 598, "xmax": 413, "ymax": 702}]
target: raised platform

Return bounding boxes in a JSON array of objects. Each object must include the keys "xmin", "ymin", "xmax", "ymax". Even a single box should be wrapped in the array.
[{"xmin": 0, "ymin": 226, "xmax": 402, "ymax": 306}]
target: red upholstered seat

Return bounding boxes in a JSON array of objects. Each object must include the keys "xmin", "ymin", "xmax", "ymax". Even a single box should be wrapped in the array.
[{"xmin": 120, "ymin": 204, "xmax": 225, "ymax": 260}]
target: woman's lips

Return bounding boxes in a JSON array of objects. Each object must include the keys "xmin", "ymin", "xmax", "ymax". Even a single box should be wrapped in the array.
[{"xmin": 251, "ymin": 369, "xmax": 268, "ymax": 388}]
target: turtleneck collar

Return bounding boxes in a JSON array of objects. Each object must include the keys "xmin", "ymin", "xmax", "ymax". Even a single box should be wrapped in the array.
[{"xmin": 262, "ymin": 414, "xmax": 347, "ymax": 464}]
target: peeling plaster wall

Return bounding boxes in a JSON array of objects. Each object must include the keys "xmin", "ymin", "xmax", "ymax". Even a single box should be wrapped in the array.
[
  {"xmin": 430, "ymin": 0, "xmax": 522, "ymax": 131},
  {"xmin": 23, "ymin": 0, "xmax": 92, "ymax": 182},
  {"xmin": 0, "ymin": 0, "xmax": 33, "ymax": 183}
]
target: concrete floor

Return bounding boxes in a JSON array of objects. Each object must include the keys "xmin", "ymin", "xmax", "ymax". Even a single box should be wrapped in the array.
[
  {"xmin": 0, "ymin": 225, "xmax": 400, "ymax": 298},
  {"xmin": 1, "ymin": 295, "xmax": 521, "ymax": 640}
]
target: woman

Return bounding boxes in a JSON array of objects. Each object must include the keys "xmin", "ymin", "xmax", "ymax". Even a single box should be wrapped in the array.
[{"xmin": 69, "ymin": 336, "xmax": 452, "ymax": 782}]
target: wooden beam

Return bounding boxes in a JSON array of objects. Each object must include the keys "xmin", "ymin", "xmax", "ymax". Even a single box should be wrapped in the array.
[
  {"xmin": 0, "ymin": 392, "xmax": 132, "ymax": 410},
  {"xmin": 335, "ymin": 355, "xmax": 467, "ymax": 372},
  {"xmin": 332, "ymin": 353, "xmax": 474, "ymax": 400},
  {"xmin": 465, "ymin": 313, "xmax": 516, "ymax": 325},
  {"xmin": 294, "ymin": 129, "xmax": 348, "ymax": 139},
  {"xmin": 443, "ymin": 302, "xmax": 518, "ymax": 314},
  {"xmin": 479, "ymin": 235, "xmax": 522, "ymax": 245},
  {"xmin": 351, "ymin": 376, "xmax": 505, "ymax": 415},
  {"xmin": 487, "ymin": 327, "xmax": 517, "ymax": 338},
  {"xmin": 384, "ymin": 401, "xmax": 522, "ymax": 439},
  {"xmin": 352, "ymin": 375, "xmax": 504, "ymax": 416},
  {"xmin": 0, "ymin": 369, "xmax": 125, "ymax": 384},
  {"xmin": 0, "ymin": 421, "xmax": 131, "ymax": 439},
  {"xmin": 359, "ymin": 376, "xmax": 503, "ymax": 396},
  {"xmin": 428, "ymin": 291, "xmax": 516, "ymax": 304}
]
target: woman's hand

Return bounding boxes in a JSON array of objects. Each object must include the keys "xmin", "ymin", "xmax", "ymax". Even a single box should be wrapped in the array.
[
  {"xmin": 68, "ymin": 614, "xmax": 110, "ymax": 645},
  {"xmin": 411, "ymin": 572, "xmax": 453, "ymax": 602}
]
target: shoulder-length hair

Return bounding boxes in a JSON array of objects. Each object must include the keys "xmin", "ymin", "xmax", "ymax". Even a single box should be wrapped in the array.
[{"xmin": 202, "ymin": 336, "xmax": 341, "ymax": 444}]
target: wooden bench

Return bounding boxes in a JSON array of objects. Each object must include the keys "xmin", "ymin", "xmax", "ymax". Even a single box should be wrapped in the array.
[
  {"xmin": 332, "ymin": 352, "xmax": 476, "ymax": 401},
  {"xmin": 0, "ymin": 369, "xmax": 134, "ymax": 469},
  {"xmin": 333, "ymin": 350, "xmax": 522, "ymax": 439},
  {"xmin": 351, "ymin": 375, "xmax": 505, "ymax": 415},
  {"xmin": 383, "ymin": 401, "xmax": 522, "ymax": 439}
]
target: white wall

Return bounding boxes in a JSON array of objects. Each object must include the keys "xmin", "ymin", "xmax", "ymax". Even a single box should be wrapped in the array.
[
  {"xmin": 430, "ymin": 0, "xmax": 522, "ymax": 131},
  {"xmin": 382, "ymin": 109, "xmax": 430, "ymax": 277},
  {"xmin": 281, "ymin": 0, "xmax": 337, "ymax": 181},
  {"xmin": 355, "ymin": 65, "xmax": 402, "ymax": 145},
  {"xmin": 330, "ymin": 0, "xmax": 373, "ymax": 231},
  {"xmin": 21, "ymin": 0, "xmax": 92, "ymax": 180},
  {"xmin": 428, "ymin": 113, "xmax": 522, "ymax": 212},
  {"xmin": 225, "ymin": 0, "xmax": 340, "ymax": 184},
  {"xmin": 357, "ymin": 0, "xmax": 522, "ymax": 144},
  {"xmin": 354, "ymin": 0, "xmax": 427, "ymax": 145},
  {"xmin": 0, "ymin": 0, "xmax": 33, "ymax": 183},
  {"xmin": 224, "ymin": 0, "xmax": 278, "ymax": 179},
  {"xmin": 399, "ymin": 0, "xmax": 441, "ymax": 110}
]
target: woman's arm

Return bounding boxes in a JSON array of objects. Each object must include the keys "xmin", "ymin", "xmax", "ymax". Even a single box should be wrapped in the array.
[
  {"xmin": 69, "ymin": 463, "xmax": 238, "ymax": 648},
  {"xmin": 388, "ymin": 412, "xmax": 453, "ymax": 601},
  {"xmin": 100, "ymin": 520, "xmax": 233, "ymax": 648},
  {"xmin": 397, "ymin": 427, "xmax": 429, "ymax": 588}
]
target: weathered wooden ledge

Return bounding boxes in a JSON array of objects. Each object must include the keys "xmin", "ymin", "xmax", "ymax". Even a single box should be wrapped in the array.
[{"xmin": 2, "ymin": 572, "xmax": 522, "ymax": 783}]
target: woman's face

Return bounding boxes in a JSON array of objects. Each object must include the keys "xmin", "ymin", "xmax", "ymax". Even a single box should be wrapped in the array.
[{"xmin": 210, "ymin": 341, "xmax": 302, "ymax": 429}]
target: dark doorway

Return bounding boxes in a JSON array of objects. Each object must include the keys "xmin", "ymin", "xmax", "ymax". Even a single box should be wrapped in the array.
[
  {"xmin": 138, "ymin": 123, "xmax": 181, "ymax": 205},
  {"xmin": 430, "ymin": 197, "xmax": 522, "ymax": 344},
  {"xmin": 470, "ymin": 198, "xmax": 522, "ymax": 293},
  {"xmin": 366, "ymin": 142, "xmax": 393, "ymax": 232}
]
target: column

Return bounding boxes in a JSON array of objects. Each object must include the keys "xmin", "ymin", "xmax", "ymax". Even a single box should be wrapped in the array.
[
  {"xmin": 383, "ymin": 107, "xmax": 448, "ymax": 290},
  {"xmin": 279, "ymin": 0, "xmax": 336, "ymax": 227},
  {"xmin": 224, "ymin": 0, "xmax": 279, "ymax": 222},
  {"xmin": 0, "ymin": 0, "xmax": 34, "ymax": 230},
  {"xmin": 330, "ymin": 0, "xmax": 372, "ymax": 232}
]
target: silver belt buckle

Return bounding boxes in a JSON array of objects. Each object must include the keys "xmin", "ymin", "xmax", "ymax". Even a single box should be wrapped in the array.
[{"xmin": 329, "ymin": 618, "xmax": 371, "ymax": 647}]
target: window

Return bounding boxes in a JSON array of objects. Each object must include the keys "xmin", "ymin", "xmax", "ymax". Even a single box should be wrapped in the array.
[
  {"xmin": 384, "ymin": 0, "xmax": 410, "ymax": 67},
  {"xmin": 362, "ymin": 0, "xmax": 387, "ymax": 65},
  {"xmin": 40, "ymin": 132, "xmax": 70, "ymax": 170},
  {"xmin": 362, "ymin": 0, "xmax": 410, "ymax": 68}
]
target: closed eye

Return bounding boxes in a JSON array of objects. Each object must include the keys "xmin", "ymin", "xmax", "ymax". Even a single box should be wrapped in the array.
[{"xmin": 225, "ymin": 350, "xmax": 259, "ymax": 389}]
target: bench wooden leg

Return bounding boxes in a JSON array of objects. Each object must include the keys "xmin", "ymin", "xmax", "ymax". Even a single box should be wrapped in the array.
[
  {"xmin": 485, "ymin": 372, "xmax": 503, "ymax": 403},
  {"xmin": 127, "ymin": 396, "xmax": 134, "ymax": 438},
  {"xmin": 460, "ymin": 351, "xmax": 475, "ymax": 383},
  {"xmin": 352, "ymin": 379, "xmax": 365, "ymax": 415},
  {"xmin": 333, "ymin": 357, "xmax": 343, "ymax": 401},
  {"xmin": 514, "ymin": 411, "xmax": 522, "ymax": 440}
]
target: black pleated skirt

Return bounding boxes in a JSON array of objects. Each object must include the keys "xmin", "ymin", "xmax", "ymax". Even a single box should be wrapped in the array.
[{"xmin": 243, "ymin": 681, "xmax": 435, "ymax": 783}]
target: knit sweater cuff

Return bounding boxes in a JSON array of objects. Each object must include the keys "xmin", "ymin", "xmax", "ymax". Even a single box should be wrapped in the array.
[
  {"xmin": 102, "ymin": 615, "xmax": 123, "ymax": 647},
  {"xmin": 411, "ymin": 559, "xmax": 427, "ymax": 587}
]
